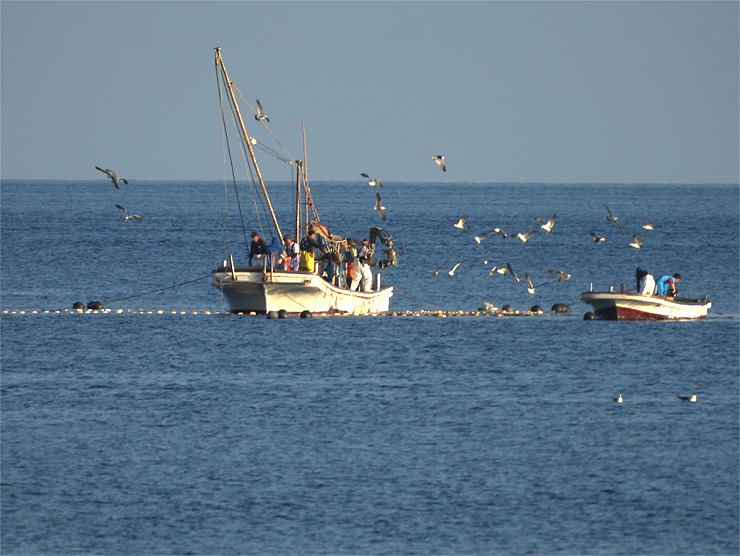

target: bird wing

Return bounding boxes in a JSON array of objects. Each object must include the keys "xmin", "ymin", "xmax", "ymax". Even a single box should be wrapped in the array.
[
  {"xmin": 532, "ymin": 216, "xmax": 546, "ymax": 225},
  {"xmin": 525, "ymin": 273, "xmax": 534, "ymax": 289},
  {"xmin": 115, "ymin": 204, "xmax": 126, "ymax": 214},
  {"xmin": 361, "ymin": 173, "xmax": 370, "ymax": 178},
  {"xmin": 506, "ymin": 262, "xmax": 519, "ymax": 282},
  {"xmin": 604, "ymin": 204, "xmax": 615, "ymax": 218},
  {"xmin": 132, "ymin": 215, "xmax": 143, "ymax": 221}
]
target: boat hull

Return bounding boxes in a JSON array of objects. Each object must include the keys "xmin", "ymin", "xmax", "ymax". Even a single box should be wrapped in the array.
[
  {"xmin": 579, "ymin": 291, "xmax": 711, "ymax": 321},
  {"xmin": 212, "ymin": 266, "xmax": 393, "ymax": 315}
]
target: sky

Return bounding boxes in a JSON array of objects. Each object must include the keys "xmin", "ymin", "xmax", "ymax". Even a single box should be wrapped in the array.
[{"xmin": 1, "ymin": 1, "xmax": 738, "ymax": 184}]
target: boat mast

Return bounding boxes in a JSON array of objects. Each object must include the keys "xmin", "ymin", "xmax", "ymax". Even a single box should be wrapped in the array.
[{"xmin": 214, "ymin": 47, "xmax": 283, "ymax": 243}]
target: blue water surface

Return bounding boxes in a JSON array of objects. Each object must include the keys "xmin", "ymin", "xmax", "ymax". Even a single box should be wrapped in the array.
[{"xmin": 1, "ymin": 181, "xmax": 738, "ymax": 555}]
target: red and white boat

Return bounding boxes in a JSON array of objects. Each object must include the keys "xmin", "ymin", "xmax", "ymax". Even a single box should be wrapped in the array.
[{"xmin": 580, "ymin": 286, "xmax": 711, "ymax": 321}]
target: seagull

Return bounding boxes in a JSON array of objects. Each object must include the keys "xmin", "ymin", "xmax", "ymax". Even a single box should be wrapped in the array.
[
  {"xmin": 424, "ymin": 262, "xmax": 447, "ymax": 276},
  {"xmin": 473, "ymin": 234, "xmax": 490, "ymax": 245},
  {"xmin": 613, "ymin": 394, "xmax": 623, "ymax": 403},
  {"xmin": 629, "ymin": 234, "xmax": 645, "ymax": 249},
  {"xmin": 491, "ymin": 227, "xmax": 507, "ymax": 238},
  {"xmin": 448, "ymin": 261, "xmax": 464, "ymax": 276},
  {"xmin": 255, "ymin": 99, "xmax": 270, "ymax": 122},
  {"xmin": 548, "ymin": 269, "xmax": 571, "ymax": 282},
  {"xmin": 514, "ymin": 231, "xmax": 537, "ymax": 244},
  {"xmin": 431, "ymin": 155, "xmax": 446, "ymax": 172},
  {"xmin": 481, "ymin": 300, "xmax": 499, "ymax": 313},
  {"xmin": 360, "ymin": 173, "xmax": 383, "ymax": 187},
  {"xmin": 590, "ymin": 232, "xmax": 606, "ymax": 243},
  {"xmin": 115, "ymin": 204, "xmax": 143, "ymax": 222},
  {"xmin": 454, "ymin": 216, "xmax": 468, "ymax": 229},
  {"xmin": 472, "ymin": 259, "xmax": 496, "ymax": 266},
  {"xmin": 678, "ymin": 395, "xmax": 697, "ymax": 402},
  {"xmin": 525, "ymin": 273, "xmax": 548, "ymax": 295},
  {"xmin": 372, "ymin": 193, "xmax": 386, "ymax": 221},
  {"xmin": 505, "ymin": 262, "xmax": 519, "ymax": 283},
  {"xmin": 604, "ymin": 204, "xmax": 624, "ymax": 233},
  {"xmin": 95, "ymin": 167, "xmax": 127, "ymax": 189},
  {"xmin": 642, "ymin": 222, "xmax": 654, "ymax": 231},
  {"xmin": 533, "ymin": 214, "xmax": 556, "ymax": 234},
  {"xmin": 489, "ymin": 265, "xmax": 507, "ymax": 277}
]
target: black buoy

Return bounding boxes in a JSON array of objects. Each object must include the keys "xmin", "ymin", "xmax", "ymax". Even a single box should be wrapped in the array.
[
  {"xmin": 266, "ymin": 310, "xmax": 279, "ymax": 319},
  {"xmin": 278, "ymin": 309, "xmax": 289, "ymax": 319},
  {"xmin": 501, "ymin": 304, "xmax": 513, "ymax": 314},
  {"xmin": 87, "ymin": 301, "xmax": 104, "ymax": 310},
  {"xmin": 530, "ymin": 305, "xmax": 543, "ymax": 314},
  {"xmin": 583, "ymin": 312, "xmax": 595, "ymax": 320},
  {"xmin": 72, "ymin": 301, "xmax": 85, "ymax": 310},
  {"xmin": 300, "ymin": 310, "xmax": 312, "ymax": 319},
  {"xmin": 552, "ymin": 303, "xmax": 571, "ymax": 313}
]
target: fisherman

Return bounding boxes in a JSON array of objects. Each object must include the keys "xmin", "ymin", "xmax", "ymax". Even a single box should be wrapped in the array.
[
  {"xmin": 636, "ymin": 267, "xmax": 656, "ymax": 295},
  {"xmin": 656, "ymin": 273, "xmax": 681, "ymax": 297},
  {"xmin": 280, "ymin": 234, "xmax": 300, "ymax": 271},
  {"xmin": 343, "ymin": 239, "xmax": 357, "ymax": 288},
  {"xmin": 249, "ymin": 232, "xmax": 268, "ymax": 266},
  {"xmin": 350, "ymin": 238, "xmax": 373, "ymax": 292},
  {"xmin": 299, "ymin": 228, "xmax": 324, "ymax": 272}
]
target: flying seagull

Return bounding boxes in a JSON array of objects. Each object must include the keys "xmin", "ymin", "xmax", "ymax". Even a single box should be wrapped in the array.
[
  {"xmin": 491, "ymin": 227, "xmax": 507, "ymax": 238},
  {"xmin": 424, "ymin": 262, "xmax": 447, "ymax": 277},
  {"xmin": 481, "ymin": 300, "xmax": 499, "ymax": 313},
  {"xmin": 629, "ymin": 234, "xmax": 645, "ymax": 249},
  {"xmin": 548, "ymin": 269, "xmax": 571, "ymax": 282},
  {"xmin": 678, "ymin": 395, "xmax": 696, "ymax": 402},
  {"xmin": 590, "ymin": 232, "xmax": 606, "ymax": 243},
  {"xmin": 642, "ymin": 222, "xmax": 654, "ymax": 231},
  {"xmin": 255, "ymin": 99, "xmax": 270, "ymax": 122},
  {"xmin": 533, "ymin": 214, "xmax": 556, "ymax": 234},
  {"xmin": 514, "ymin": 230, "xmax": 537, "ymax": 244},
  {"xmin": 95, "ymin": 167, "xmax": 127, "ymax": 189},
  {"xmin": 360, "ymin": 173, "xmax": 383, "ymax": 187},
  {"xmin": 115, "ymin": 204, "xmax": 143, "ymax": 222},
  {"xmin": 473, "ymin": 234, "xmax": 490, "ymax": 245},
  {"xmin": 505, "ymin": 262, "xmax": 519, "ymax": 283},
  {"xmin": 431, "ymin": 155, "xmax": 446, "ymax": 172},
  {"xmin": 454, "ymin": 216, "xmax": 468, "ymax": 229},
  {"xmin": 525, "ymin": 272, "xmax": 548, "ymax": 295},
  {"xmin": 489, "ymin": 265, "xmax": 507, "ymax": 277},
  {"xmin": 448, "ymin": 261, "xmax": 464, "ymax": 276},
  {"xmin": 372, "ymin": 193, "xmax": 386, "ymax": 221},
  {"xmin": 604, "ymin": 204, "xmax": 624, "ymax": 233}
]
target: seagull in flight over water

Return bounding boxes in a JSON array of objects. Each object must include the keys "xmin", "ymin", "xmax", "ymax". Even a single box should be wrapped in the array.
[
  {"xmin": 425, "ymin": 262, "xmax": 447, "ymax": 277},
  {"xmin": 514, "ymin": 231, "xmax": 537, "ymax": 244},
  {"xmin": 255, "ymin": 99, "xmax": 270, "ymax": 122},
  {"xmin": 372, "ymin": 193, "xmax": 386, "ymax": 221},
  {"xmin": 533, "ymin": 214, "xmax": 556, "ymax": 234},
  {"xmin": 629, "ymin": 234, "xmax": 645, "ymax": 249},
  {"xmin": 96, "ymin": 167, "xmax": 127, "ymax": 189},
  {"xmin": 360, "ymin": 173, "xmax": 383, "ymax": 187},
  {"xmin": 590, "ymin": 232, "xmax": 606, "ymax": 243},
  {"xmin": 454, "ymin": 216, "xmax": 468, "ymax": 229},
  {"xmin": 525, "ymin": 273, "xmax": 548, "ymax": 295},
  {"xmin": 115, "ymin": 204, "xmax": 143, "ymax": 222},
  {"xmin": 604, "ymin": 204, "xmax": 624, "ymax": 233},
  {"xmin": 448, "ymin": 261, "xmax": 464, "ymax": 276},
  {"xmin": 548, "ymin": 269, "xmax": 571, "ymax": 282},
  {"xmin": 642, "ymin": 222, "xmax": 654, "ymax": 231},
  {"xmin": 505, "ymin": 262, "xmax": 520, "ymax": 283},
  {"xmin": 431, "ymin": 155, "xmax": 446, "ymax": 172}
]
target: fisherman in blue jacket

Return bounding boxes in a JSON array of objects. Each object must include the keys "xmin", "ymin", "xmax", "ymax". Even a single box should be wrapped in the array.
[{"xmin": 656, "ymin": 273, "xmax": 681, "ymax": 297}]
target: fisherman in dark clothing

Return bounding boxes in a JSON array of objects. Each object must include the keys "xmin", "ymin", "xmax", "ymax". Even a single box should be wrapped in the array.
[
  {"xmin": 249, "ymin": 232, "xmax": 268, "ymax": 266},
  {"xmin": 299, "ymin": 229, "xmax": 325, "ymax": 272}
]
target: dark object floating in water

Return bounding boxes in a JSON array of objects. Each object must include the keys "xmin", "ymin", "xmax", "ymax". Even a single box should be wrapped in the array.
[
  {"xmin": 300, "ymin": 310, "xmax": 312, "ymax": 319},
  {"xmin": 530, "ymin": 305, "xmax": 543, "ymax": 314},
  {"xmin": 501, "ymin": 305, "xmax": 514, "ymax": 314},
  {"xmin": 552, "ymin": 303, "xmax": 571, "ymax": 313},
  {"xmin": 266, "ymin": 310, "xmax": 279, "ymax": 319},
  {"xmin": 87, "ymin": 301, "xmax": 104, "ymax": 310},
  {"xmin": 583, "ymin": 312, "xmax": 595, "ymax": 320},
  {"xmin": 73, "ymin": 301, "xmax": 85, "ymax": 310},
  {"xmin": 278, "ymin": 309, "xmax": 289, "ymax": 319}
]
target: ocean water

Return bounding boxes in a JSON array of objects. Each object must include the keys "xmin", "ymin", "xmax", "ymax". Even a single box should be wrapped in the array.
[{"xmin": 1, "ymin": 180, "xmax": 738, "ymax": 555}]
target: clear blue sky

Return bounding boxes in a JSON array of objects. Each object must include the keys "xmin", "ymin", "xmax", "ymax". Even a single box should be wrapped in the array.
[{"xmin": 2, "ymin": 1, "xmax": 738, "ymax": 184}]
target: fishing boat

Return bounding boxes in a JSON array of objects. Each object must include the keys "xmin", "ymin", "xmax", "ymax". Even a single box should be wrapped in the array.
[
  {"xmin": 210, "ymin": 48, "xmax": 395, "ymax": 315},
  {"xmin": 580, "ymin": 284, "xmax": 711, "ymax": 320}
]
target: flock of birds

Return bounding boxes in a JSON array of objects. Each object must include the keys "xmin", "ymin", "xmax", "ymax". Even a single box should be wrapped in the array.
[{"xmin": 95, "ymin": 166, "xmax": 142, "ymax": 222}]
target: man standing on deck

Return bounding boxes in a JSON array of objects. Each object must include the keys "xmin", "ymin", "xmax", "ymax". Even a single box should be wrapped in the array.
[
  {"xmin": 350, "ymin": 238, "xmax": 373, "ymax": 292},
  {"xmin": 249, "ymin": 232, "xmax": 268, "ymax": 266}
]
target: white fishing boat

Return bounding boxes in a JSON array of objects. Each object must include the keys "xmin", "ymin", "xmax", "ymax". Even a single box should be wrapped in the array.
[
  {"xmin": 210, "ymin": 48, "xmax": 395, "ymax": 315},
  {"xmin": 580, "ymin": 285, "xmax": 711, "ymax": 321}
]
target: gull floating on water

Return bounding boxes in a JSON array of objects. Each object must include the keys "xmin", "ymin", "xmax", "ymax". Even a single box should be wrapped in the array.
[
  {"xmin": 514, "ymin": 231, "xmax": 537, "ymax": 244},
  {"xmin": 604, "ymin": 204, "xmax": 624, "ymax": 233},
  {"xmin": 255, "ymin": 99, "xmax": 270, "ymax": 122},
  {"xmin": 678, "ymin": 395, "xmax": 697, "ymax": 402},
  {"xmin": 454, "ymin": 216, "xmax": 468, "ymax": 229},
  {"xmin": 372, "ymin": 193, "xmax": 386, "ymax": 221},
  {"xmin": 629, "ymin": 234, "xmax": 645, "ymax": 249},
  {"xmin": 95, "ymin": 167, "xmax": 127, "ymax": 189},
  {"xmin": 115, "ymin": 204, "xmax": 143, "ymax": 222},
  {"xmin": 533, "ymin": 214, "xmax": 556, "ymax": 234},
  {"xmin": 431, "ymin": 155, "xmax": 446, "ymax": 172},
  {"xmin": 613, "ymin": 394, "xmax": 623, "ymax": 403},
  {"xmin": 642, "ymin": 222, "xmax": 654, "ymax": 231},
  {"xmin": 424, "ymin": 262, "xmax": 447, "ymax": 277},
  {"xmin": 590, "ymin": 232, "xmax": 606, "ymax": 243},
  {"xmin": 548, "ymin": 269, "xmax": 571, "ymax": 282},
  {"xmin": 360, "ymin": 173, "xmax": 383, "ymax": 188},
  {"xmin": 448, "ymin": 261, "xmax": 464, "ymax": 276}
]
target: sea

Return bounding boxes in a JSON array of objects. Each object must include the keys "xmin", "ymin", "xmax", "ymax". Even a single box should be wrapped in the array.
[{"xmin": 1, "ymin": 180, "xmax": 738, "ymax": 555}]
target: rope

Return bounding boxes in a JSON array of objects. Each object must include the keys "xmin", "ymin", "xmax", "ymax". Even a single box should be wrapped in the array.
[
  {"xmin": 391, "ymin": 286, "xmax": 450, "ymax": 312},
  {"xmin": 102, "ymin": 274, "xmax": 212, "ymax": 305}
]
